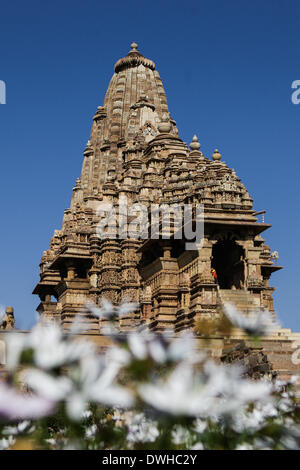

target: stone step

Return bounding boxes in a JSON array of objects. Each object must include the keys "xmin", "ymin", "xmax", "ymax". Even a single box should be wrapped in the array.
[{"xmin": 218, "ymin": 293, "xmax": 257, "ymax": 314}]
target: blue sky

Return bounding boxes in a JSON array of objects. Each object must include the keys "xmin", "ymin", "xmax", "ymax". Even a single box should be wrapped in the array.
[{"xmin": 0, "ymin": 0, "xmax": 299, "ymax": 330}]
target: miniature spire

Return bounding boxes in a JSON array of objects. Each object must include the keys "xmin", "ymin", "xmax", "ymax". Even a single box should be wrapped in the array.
[
  {"xmin": 212, "ymin": 149, "xmax": 221, "ymax": 161},
  {"xmin": 84, "ymin": 140, "xmax": 93, "ymax": 156},
  {"xmin": 190, "ymin": 135, "xmax": 201, "ymax": 151},
  {"xmin": 158, "ymin": 113, "xmax": 172, "ymax": 133}
]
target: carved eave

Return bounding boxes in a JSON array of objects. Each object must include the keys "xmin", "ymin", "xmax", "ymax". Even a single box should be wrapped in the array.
[
  {"xmin": 130, "ymin": 100, "xmax": 155, "ymax": 112},
  {"xmin": 93, "ymin": 106, "xmax": 107, "ymax": 121},
  {"xmin": 261, "ymin": 264, "xmax": 283, "ymax": 273},
  {"xmin": 203, "ymin": 219, "xmax": 272, "ymax": 234},
  {"xmin": 32, "ymin": 270, "xmax": 61, "ymax": 296},
  {"xmin": 32, "ymin": 280, "xmax": 59, "ymax": 297},
  {"xmin": 146, "ymin": 133, "xmax": 184, "ymax": 150},
  {"xmin": 138, "ymin": 218, "xmax": 272, "ymax": 256},
  {"xmin": 48, "ymin": 252, "xmax": 93, "ymax": 271},
  {"xmin": 114, "ymin": 46, "xmax": 155, "ymax": 73}
]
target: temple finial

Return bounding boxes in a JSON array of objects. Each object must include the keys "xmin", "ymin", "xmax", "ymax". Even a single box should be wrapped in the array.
[
  {"xmin": 115, "ymin": 42, "xmax": 155, "ymax": 72},
  {"xmin": 190, "ymin": 135, "xmax": 201, "ymax": 151},
  {"xmin": 212, "ymin": 148, "xmax": 221, "ymax": 161},
  {"xmin": 130, "ymin": 42, "xmax": 138, "ymax": 51},
  {"xmin": 158, "ymin": 113, "xmax": 172, "ymax": 133}
]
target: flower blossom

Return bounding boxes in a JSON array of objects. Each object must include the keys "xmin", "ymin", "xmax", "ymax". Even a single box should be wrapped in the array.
[
  {"xmin": 127, "ymin": 329, "xmax": 205, "ymax": 365},
  {"xmin": 22, "ymin": 354, "xmax": 134, "ymax": 420},
  {"xmin": 5, "ymin": 321, "xmax": 96, "ymax": 371},
  {"xmin": 223, "ymin": 303, "xmax": 280, "ymax": 336},
  {"xmin": 139, "ymin": 361, "xmax": 272, "ymax": 419},
  {"xmin": 0, "ymin": 382, "xmax": 54, "ymax": 422}
]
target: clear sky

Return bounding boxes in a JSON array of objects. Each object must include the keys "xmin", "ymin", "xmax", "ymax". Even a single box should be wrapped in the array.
[{"xmin": 0, "ymin": 0, "xmax": 299, "ymax": 330}]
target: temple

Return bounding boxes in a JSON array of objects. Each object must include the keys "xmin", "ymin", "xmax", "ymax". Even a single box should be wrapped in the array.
[
  {"xmin": 29, "ymin": 44, "xmax": 300, "ymax": 381},
  {"xmin": 32, "ymin": 43, "xmax": 280, "ymax": 328}
]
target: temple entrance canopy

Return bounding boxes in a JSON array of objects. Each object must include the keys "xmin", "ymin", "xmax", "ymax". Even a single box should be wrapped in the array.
[{"xmin": 212, "ymin": 239, "xmax": 245, "ymax": 289}]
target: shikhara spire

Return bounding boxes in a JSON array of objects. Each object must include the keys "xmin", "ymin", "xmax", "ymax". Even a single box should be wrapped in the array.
[
  {"xmin": 79, "ymin": 42, "xmax": 178, "ymax": 200},
  {"xmin": 33, "ymin": 43, "xmax": 281, "ymax": 337}
]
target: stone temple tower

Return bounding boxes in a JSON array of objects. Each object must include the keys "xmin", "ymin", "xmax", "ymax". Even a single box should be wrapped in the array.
[{"xmin": 33, "ymin": 43, "xmax": 282, "ymax": 332}]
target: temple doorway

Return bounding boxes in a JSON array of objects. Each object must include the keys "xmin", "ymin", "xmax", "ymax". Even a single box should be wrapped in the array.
[{"xmin": 212, "ymin": 239, "xmax": 245, "ymax": 289}]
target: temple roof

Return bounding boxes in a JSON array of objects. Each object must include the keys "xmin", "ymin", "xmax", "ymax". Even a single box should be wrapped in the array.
[
  {"xmin": 78, "ymin": 43, "xmax": 179, "ymax": 196},
  {"xmin": 114, "ymin": 42, "xmax": 156, "ymax": 73},
  {"xmin": 101, "ymin": 42, "xmax": 176, "ymax": 143}
]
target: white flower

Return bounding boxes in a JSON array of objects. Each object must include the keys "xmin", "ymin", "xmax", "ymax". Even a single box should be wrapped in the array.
[
  {"xmin": 201, "ymin": 361, "xmax": 272, "ymax": 417},
  {"xmin": 45, "ymin": 438, "xmax": 57, "ymax": 447},
  {"xmin": 22, "ymin": 354, "xmax": 134, "ymax": 421},
  {"xmin": 139, "ymin": 361, "xmax": 272, "ymax": 419},
  {"xmin": 235, "ymin": 443, "xmax": 253, "ymax": 450},
  {"xmin": 31, "ymin": 323, "xmax": 95, "ymax": 369},
  {"xmin": 194, "ymin": 418, "xmax": 207, "ymax": 434},
  {"xmin": 85, "ymin": 424, "xmax": 97, "ymax": 439},
  {"xmin": 82, "ymin": 410, "xmax": 92, "ymax": 419},
  {"xmin": 118, "ymin": 301, "xmax": 139, "ymax": 317},
  {"xmin": 0, "ymin": 382, "xmax": 54, "ymax": 421},
  {"xmin": 86, "ymin": 299, "xmax": 113, "ymax": 319},
  {"xmin": 75, "ymin": 355, "xmax": 133, "ymax": 412},
  {"xmin": 124, "ymin": 412, "xmax": 159, "ymax": 444},
  {"xmin": 22, "ymin": 369, "xmax": 73, "ymax": 401},
  {"xmin": 172, "ymin": 425, "xmax": 191, "ymax": 445},
  {"xmin": 0, "ymin": 435, "xmax": 15, "ymax": 450},
  {"xmin": 66, "ymin": 355, "xmax": 133, "ymax": 420},
  {"xmin": 5, "ymin": 332, "xmax": 28, "ymax": 370},
  {"xmin": 128, "ymin": 331, "xmax": 166, "ymax": 363},
  {"xmin": 68, "ymin": 315, "xmax": 90, "ymax": 335},
  {"xmin": 2, "ymin": 420, "xmax": 36, "ymax": 445},
  {"xmin": 105, "ymin": 346, "xmax": 131, "ymax": 368},
  {"xmin": 139, "ymin": 364, "xmax": 214, "ymax": 416},
  {"xmin": 191, "ymin": 442, "xmax": 204, "ymax": 450},
  {"xmin": 128, "ymin": 332, "xmax": 148, "ymax": 360},
  {"xmin": 280, "ymin": 435, "xmax": 299, "ymax": 450},
  {"xmin": 87, "ymin": 299, "xmax": 138, "ymax": 320},
  {"xmin": 232, "ymin": 402, "xmax": 278, "ymax": 433},
  {"xmin": 127, "ymin": 329, "xmax": 204, "ymax": 365},
  {"xmin": 5, "ymin": 322, "xmax": 96, "ymax": 371},
  {"xmin": 3, "ymin": 420, "xmax": 32, "ymax": 435},
  {"xmin": 166, "ymin": 331, "xmax": 205, "ymax": 364},
  {"xmin": 224, "ymin": 303, "xmax": 280, "ymax": 336}
]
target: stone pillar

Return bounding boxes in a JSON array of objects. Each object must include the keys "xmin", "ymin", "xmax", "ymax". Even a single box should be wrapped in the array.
[
  {"xmin": 67, "ymin": 265, "xmax": 76, "ymax": 280},
  {"xmin": 98, "ymin": 239, "xmax": 121, "ymax": 304},
  {"xmin": 140, "ymin": 286, "xmax": 152, "ymax": 324},
  {"xmin": 119, "ymin": 239, "xmax": 141, "ymax": 330},
  {"xmin": 88, "ymin": 233, "xmax": 101, "ymax": 315},
  {"xmin": 175, "ymin": 273, "xmax": 191, "ymax": 331},
  {"xmin": 37, "ymin": 295, "xmax": 60, "ymax": 324}
]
